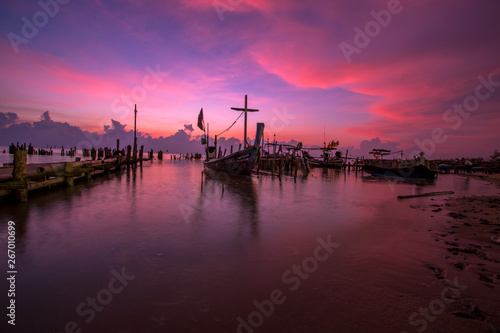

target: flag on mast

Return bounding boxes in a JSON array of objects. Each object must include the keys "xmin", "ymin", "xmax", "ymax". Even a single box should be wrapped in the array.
[{"xmin": 197, "ymin": 108, "xmax": 205, "ymax": 131}]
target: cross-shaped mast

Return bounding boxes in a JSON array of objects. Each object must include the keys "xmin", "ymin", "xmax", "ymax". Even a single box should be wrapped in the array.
[{"xmin": 230, "ymin": 95, "xmax": 259, "ymax": 147}]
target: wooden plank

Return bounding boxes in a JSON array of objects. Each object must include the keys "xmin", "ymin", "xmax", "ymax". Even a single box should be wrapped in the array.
[
  {"xmin": 397, "ymin": 191, "xmax": 454, "ymax": 199},
  {"xmin": 28, "ymin": 177, "xmax": 65, "ymax": 190}
]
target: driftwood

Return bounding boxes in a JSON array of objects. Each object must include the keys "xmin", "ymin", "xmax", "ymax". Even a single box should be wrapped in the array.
[{"xmin": 397, "ymin": 191, "xmax": 454, "ymax": 199}]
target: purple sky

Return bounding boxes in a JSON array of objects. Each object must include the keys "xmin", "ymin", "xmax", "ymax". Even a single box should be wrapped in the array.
[{"xmin": 1, "ymin": 0, "xmax": 499, "ymax": 158}]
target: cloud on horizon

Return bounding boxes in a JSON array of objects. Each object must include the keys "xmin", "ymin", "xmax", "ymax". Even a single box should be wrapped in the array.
[{"xmin": 0, "ymin": 0, "xmax": 499, "ymax": 158}]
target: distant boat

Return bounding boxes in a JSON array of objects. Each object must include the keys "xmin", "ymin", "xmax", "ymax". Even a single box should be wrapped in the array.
[
  {"xmin": 302, "ymin": 147, "xmax": 342, "ymax": 169},
  {"xmin": 201, "ymin": 95, "xmax": 264, "ymax": 177},
  {"xmin": 204, "ymin": 123, "xmax": 264, "ymax": 176},
  {"xmin": 362, "ymin": 164, "xmax": 438, "ymax": 180}
]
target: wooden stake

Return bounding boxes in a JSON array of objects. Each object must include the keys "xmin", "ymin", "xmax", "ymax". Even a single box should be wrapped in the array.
[
  {"xmin": 12, "ymin": 150, "xmax": 28, "ymax": 202},
  {"xmin": 397, "ymin": 191, "xmax": 454, "ymax": 199}
]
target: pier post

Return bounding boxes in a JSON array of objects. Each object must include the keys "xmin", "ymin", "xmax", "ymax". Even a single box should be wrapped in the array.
[
  {"xmin": 345, "ymin": 149, "xmax": 349, "ymax": 169},
  {"xmin": 133, "ymin": 140, "xmax": 137, "ymax": 164},
  {"xmin": 294, "ymin": 159, "xmax": 299, "ymax": 182},
  {"xmin": 230, "ymin": 145, "xmax": 233, "ymax": 154},
  {"xmin": 126, "ymin": 145, "xmax": 131, "ymax": 166},
  {"xmin": 12, "ymin": 149, "xmax": 28, "ymax": 202},
  {"xmin": 158, "ymin": 150, "xmax": 163, "ymax": 160},
  {"xmin": 279, "ymin": 155, "xmax": 284, "ymax": 177},
  {"xmin": 139, "ymin": 145, "xmax": 144, "ymax": 164},
  {"xmin": 64, "ymin": 162, "xmax": 74, "ymax": 187},
  {"xmin": 116, "ymin": 139, "xmax": 120, "ymax": 152}
]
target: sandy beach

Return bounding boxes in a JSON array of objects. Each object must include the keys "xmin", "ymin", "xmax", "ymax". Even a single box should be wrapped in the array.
[{"xmin": 423, "ymin": 175, "xmax": 500, "ymax": 331}]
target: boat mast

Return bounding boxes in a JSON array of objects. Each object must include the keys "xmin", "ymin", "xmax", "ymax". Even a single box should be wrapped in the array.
[{"xmin": 231, "ymin": 95, "xmax": 259, "ymax": 148}]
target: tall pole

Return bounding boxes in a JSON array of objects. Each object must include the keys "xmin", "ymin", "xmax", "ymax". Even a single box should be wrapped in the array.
[
  {"xmin": 244, "ymin": 95, "xmax": 248, "ymax": 147},
  {"xmin": 133, "ymin": 104, "xmax": 138, "ymax": 163},
  {"xmin": 134, "ymin": 104, "xmax": 137, "ymax": 141}
]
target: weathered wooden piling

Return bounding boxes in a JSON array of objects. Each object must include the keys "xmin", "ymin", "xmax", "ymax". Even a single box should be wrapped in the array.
[
  {"xmin": 12, "ymin": 150, "xmax": 28, "ymax": 202},
  {"xmin": 158, "ymin": 150, "xmax": 163, "ymax": 160},
  {"xmin": 126, "ymin": 145, "xmax": 131, "ymax": 166},
  {"xmin": 64, "ymin": 162, "xmax": 74, "ymax": 187}
]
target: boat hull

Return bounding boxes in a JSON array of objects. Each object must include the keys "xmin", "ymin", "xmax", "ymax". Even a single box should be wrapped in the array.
[
  {"xmin": 203, "ymin": 146, "xmax": 259, "ymax": 177},
  {"xmin": 362, "ymin": 164, "xmax": 437, "ymax": 180},
  {"xmin": 309, "ymin": 159, "xmax": 342, "ymax": 168}
]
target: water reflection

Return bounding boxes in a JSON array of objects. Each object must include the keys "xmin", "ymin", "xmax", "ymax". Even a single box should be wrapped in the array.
[{"xmin": 201, "ymin": 171, "xmax": 259, "ymax": 236}]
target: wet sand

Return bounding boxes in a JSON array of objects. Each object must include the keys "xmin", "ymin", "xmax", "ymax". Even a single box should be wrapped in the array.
[
  {"xmin": 424, "ymin": 176, "xmax": 500, "ymax": 331},
  {"xmin": 461, "ymin": 173, "xmax": 500, "ymax": 187}
]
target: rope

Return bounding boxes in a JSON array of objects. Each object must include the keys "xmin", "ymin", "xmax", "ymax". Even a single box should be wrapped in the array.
[{"xmin": 216, "ymin": 111, "xmax": 244, "ymax": 137}]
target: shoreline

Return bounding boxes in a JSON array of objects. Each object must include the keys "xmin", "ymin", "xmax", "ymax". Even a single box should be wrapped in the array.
[
  {"xmin": 423, "ymin": 175, "xmax": 500, "ymax": 330},
  {"xmin": 459, "ymin": 173, "xmax": 500, "ymax": 187}
]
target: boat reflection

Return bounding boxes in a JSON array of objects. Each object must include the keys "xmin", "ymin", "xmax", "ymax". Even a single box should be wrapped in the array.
[{"xmin": 199, "ymin": 170, "xmax": 259, "ymax": 236}]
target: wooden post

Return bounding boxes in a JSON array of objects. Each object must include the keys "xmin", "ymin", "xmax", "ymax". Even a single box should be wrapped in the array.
[
  {"xmin": 256, "ymin": 153, "xmax": 260, "ymax": 175},
  {"xmin": 12, "ymin": 150, "xmax": 28, "ymax": 202},
  {"xmin": 116, "ymin": 139, "xmax": 120, "ymax": 152},
  {"xmin": 230, "ymin": 145, "xmax": 233, "ymax": 154},
  {"xmin": 345, "ymin": 149, "xmax": 349, "ymax": 169},
  {"xmin": 64, "ymin": 162, "xmax": 74, "ymax": 187},
  {"xmin": 214, "ymin": 135, "xmax": 218, "ymax": 157},
  {"xmin": 158, "ymin": 150, "xmax": 163, "ymax": 160},
  {"xmin": 294, "ymin": 159, "xmax": 299, "ymax": 182},
  {"xmin": 126, "ymin": 145, "xmax": 131, "ymax": 166},
  {"xmin": 238, "ymin": 143, "xmax": 242, "ymax": 151},
  {"xmin": 279, "ymin": 155, "xmax": 284, "ymax": 177},
  {"xmin": 223, "ymin": 148, "xmax": 227, "ymax": 157},
  {"xmin": 133, "ymin": 104, "xmax": 138, "ymax": 164},
  {"xmin": 139, "ymin": 145, "xmax": 144, "ymax": 162}
]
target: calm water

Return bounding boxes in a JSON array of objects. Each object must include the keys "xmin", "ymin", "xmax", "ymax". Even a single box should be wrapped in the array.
[{"xmin": 1, "ymin": 157, "xmax": 498, "ymax": 333}]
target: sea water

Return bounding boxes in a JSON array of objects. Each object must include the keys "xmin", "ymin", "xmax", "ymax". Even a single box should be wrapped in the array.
[{"xmin": 0, "ymin": 156, "xmax": 498, "ymax": 332}]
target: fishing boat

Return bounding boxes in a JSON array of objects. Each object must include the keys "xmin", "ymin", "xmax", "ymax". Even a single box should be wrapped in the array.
[
  {"xmin": 302, "ymin": 141, "xmax": 343, "ymax": 169},
  {"xmin": 304, "ymin": 150, "xmax": 343, "ymax": 168},
  {"xmin": 362, "ymin": 163, "xmax": 438, "ymax": 180},
  {"xmin": 362, "ymin": 149, "xmax": 437, "ymax": 179},
  {"xmin": 201, "ymin": 95, "xmax": 264, "ymax": 177}
]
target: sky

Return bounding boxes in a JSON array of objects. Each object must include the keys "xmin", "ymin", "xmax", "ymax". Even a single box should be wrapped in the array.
[{"xmin": 0, "ymin": 0, "xmax": 499, "ymax": 158}]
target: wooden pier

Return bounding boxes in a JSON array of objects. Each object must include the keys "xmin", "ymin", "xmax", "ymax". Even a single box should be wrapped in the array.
[{"xmin": 0, "ymin": 148, "xmax": 150, "ymax": 203}]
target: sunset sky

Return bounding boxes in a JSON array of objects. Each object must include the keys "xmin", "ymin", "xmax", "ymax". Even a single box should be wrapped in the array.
[{"xmin": 1, "ymin": 0, "xmax": 499, "ymax": 158}]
